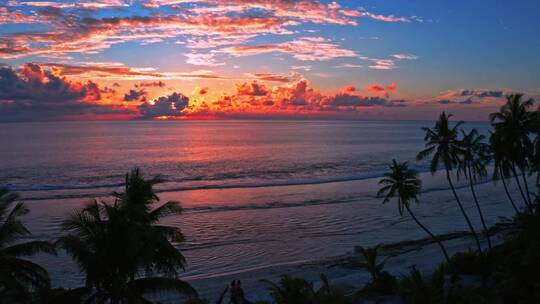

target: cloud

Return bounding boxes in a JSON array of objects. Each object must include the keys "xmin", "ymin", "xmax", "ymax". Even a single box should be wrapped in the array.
[
  {"xmin": 291, "ymin": 65, "xmax": 312, "ymax": 71},
  {"xmin": 368, "ymin": 59, "xmax": 397, "ymax": 70},
  {"xmin": 7, "ymin": 0, "xmax": 128, "ymax": 9},
  {"xmin": 322, "ymin": 94, "xmax": 404, "ymax": 108},
  {"xmin": 368, "ymin": 82, "xmax": 398, "ymax": 95},
  {"xmin": 458, "ymin": 89, "xmax": 503, "ymax": 98},
  {"xmin": 185, "ymin": 53, "xmax": 225, "ymax": 67},
  {"xmin": 361, "ymin": 53, "xmax": 417, "ymax": 70},
  {"xmin": 220, "ymin": 37, "xmax": 356, "ymax": 61},
  {"xmin": 0, "ymin": 63, "xmax": 130, "ymax": 121},
  {"xmin": 392, "ymin": 54, "xmax": 418, "ymax": 60},
  {"xmin": 123, "ymin": 89, "xmax": 147, "ymax": 101},
  {"xmin": 198, "ymin": 87, "xmax": 209, "ymax": 95},
  {"xmin": 135, "ymin": 81, "xmax": 166, "ymax": 88},
  {"xmin": 247, "ymin": 72, "xmax": 302, "ymax": 83},
  {"xmin": 39, "ymin": 62, "xmax": 225, "ymax": 80},
  {"xmin": 336, "ymin": 63, "xmax": 363, "ymax": 68},
  {"xmin": 357, "ymin": 8, "xmax": 422, "ymax": 23},
  {"xmin": 236, "ymin": 82, "xmax": 269, "ymax": 96},
  {"xmin": 138, "ymin": 92, "xmax": 189, "ymax": 119},
  {"xmin": 0, "ymin": 6, "xmax": 36, "ymax": 24},
  {"xmin": 144, "ymin": 0, "xmax": 362, "ymax": 26},
  {"xmin": 428, "ymin": 89, "xmax": 507, "ymax": 105},
  {"xmin": 199, "ymin": 79, "xmax": 407, "ymax": 118},
  {"xmin": 0, "ymin": 6, "xmax": 294, "ymax": 59}
]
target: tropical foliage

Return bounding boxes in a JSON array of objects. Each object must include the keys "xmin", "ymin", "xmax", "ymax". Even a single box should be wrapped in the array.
[
  {"xmin": 377, "ymin": 160, "xmax": 451, "ymax": 263},
  {"xmin": 417, "ymin": 112, "xmax": 483, "ymax": 253},
  {"xmin": 0, "ymin": 189, "xmax": 56, "ymax": 303},
  {"xmin": 56, "ymin": 169, "xmax": 197, "ymax": 303}
]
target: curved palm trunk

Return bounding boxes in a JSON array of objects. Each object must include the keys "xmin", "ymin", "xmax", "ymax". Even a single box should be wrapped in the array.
[
  {"xmin": 445, "ymin": 168, "xmax": 482, "ymax": 253},
  {"xmin": 467, "ymin": 165, "xmax": 491, "ymax": 250},
  {"xmin": 511, "ymin": 165, "xmax": 533, "ymax": 213},
  {"xmin": 500, "ymin": 167, "xmax": 520, "ymax": 214},
  {"xmin": 405, "ymin": 204, "xmax": 451, "ymax": 264}
]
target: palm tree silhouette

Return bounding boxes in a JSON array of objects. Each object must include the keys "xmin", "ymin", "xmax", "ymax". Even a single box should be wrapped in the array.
[
  {"xmin": 458, "ymin": 129, "xmax": 492, "ymax": 249},
  {"xmin": 57, "ymin": 169, "xmax": 196, "ymax": 303},
  {"xmin": 490, "ymin": 131, "xmax": 522, "ymax": 214},
  {"xmin": 0, "ymin": 188, "xmax": 56, "ymax": 302},
  {"xmin": 262, "ymin": 275, "xmax": 316, "ymax": 304},
  {"xmin": 377, "ymin": 160, "xmax": 451, "ymax": 263},
  {"xmin": 355, "ymin": 245, "xmax": 386, "ymax": 282},
  {"xmin": 531, "ymin": 106, "xmax": 540, "ymax": 184},
  {"xmin": 490, "ymin": 94, "xmax": 536, "ymax": 209},
  {"xmin": 416, "ymin": 112, "xmax": 482, "ymax": 253},
  {"xmin": 112, "ymin": 168, "xmax": 187, "ymax": 277}
]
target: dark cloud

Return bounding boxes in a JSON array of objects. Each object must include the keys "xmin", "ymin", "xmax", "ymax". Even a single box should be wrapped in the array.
[
  {"xmin": 459, "ymin": 89, "xmax": 503, "ymax": 98},
  {"xmin": 198, "ymin": 87, "xmax": 209, "ymax": 95},
  {"xmin": 0, "ymin": 63, "xmax": 130, "ymax": 121},
  {"xmin": 123, "ymin": 89, "xmax": 147, "ymax": 101},
  {"xmin": 138, "ymin": 92, "xmax": 189, "ymax": 119},
  {"xmin": 323, "ymin": 94, "xmax": 406, "ymax": 108},
  {"xmin": 236, "ymin": 82, "xmax": 269, "ymax": 96},
  {"xmin": 135, "ymin": 81, "xmax": 166, "ymax": 88}
]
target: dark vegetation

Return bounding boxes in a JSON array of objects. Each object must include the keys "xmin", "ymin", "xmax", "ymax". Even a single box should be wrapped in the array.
[{"xmin": 0, "ymin": 94, "xmax": 539, "ymax": 303}]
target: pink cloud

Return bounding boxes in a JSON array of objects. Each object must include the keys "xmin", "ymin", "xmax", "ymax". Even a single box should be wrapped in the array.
[{"xmin": 221, "ymin": 37, "xmax": 356, "ymax": 61}]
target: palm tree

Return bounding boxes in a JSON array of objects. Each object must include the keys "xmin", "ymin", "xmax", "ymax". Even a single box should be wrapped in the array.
[
  {"xmin": 399, "ymin": 264, "xmax": 447, "ymax": 304},
  {"xmin": 262, "ymin": 275, "xmax": 316, "ymax": 304},
  {"xmin": 490, "ymin": 131, "xmax": 521, "ymax": 214},
  {"xmin": 57, "ymin": 169, "xmax": 196, "ymax": 303},
  {"xmin": 354, "ymin": 246, "xmax": 386, "ymax": 283},
  {"xmin": 490, "ymin": 94, "xmax": 536, "ymax": 209},
  {"xmin": 531, "ymin": 107, "xmax": 540, "ymax": 184},
  {"xmin": 458, "ymin": 129, "xmax": 492, "ymax": 249},
  {"xmin": 0, "ymin": 188, "xmax": 56, "ymax": 302},
  {"xmin": 112, "ymin": 168, "xmax": 187, "ymax": 277},
  {"xmin": 377, "ymin": 160, "xmax": 451, "ymax": 263},
  {"xmin": 417, "ymin": 112, "xmax": 482, "ymax": 253}
]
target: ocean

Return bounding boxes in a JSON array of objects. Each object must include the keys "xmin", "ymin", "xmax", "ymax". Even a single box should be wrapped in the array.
[{"xmin": 0, "ymin": 120, "xmax": 518, "ymax": 300}]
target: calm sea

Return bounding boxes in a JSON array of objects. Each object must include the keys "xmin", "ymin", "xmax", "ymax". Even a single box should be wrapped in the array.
[{"xmin": 1, "ymin": 120, "xmax": 514, "ymax": 298}]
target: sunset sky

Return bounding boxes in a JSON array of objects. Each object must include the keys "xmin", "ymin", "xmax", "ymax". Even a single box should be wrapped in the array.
[{"xmin": 1, "ymin": 0, "xmax": 539, "ymax": 121}]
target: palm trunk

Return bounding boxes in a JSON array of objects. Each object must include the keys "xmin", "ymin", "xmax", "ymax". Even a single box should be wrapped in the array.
[
  {"xmin": 511, "ymin": 165, "xmax": 532, "ymax": 213},
  {"xmin": 468, "ymin": 165, "xmax": 491, "ymax": 250},
  {"xmin": 500, "ymin": 167, "xmax": 520, "ymax": 214},
  {"xmin": 520, "ymin": 168, "xmax": 533, "ymax": 207},
  {"xmin": 405, "ymin": 204, "xmax": 451, "ymax": 264},
  {"xmin": 445, "ymin": 168, "xmax": 482, "ymax": 253}
]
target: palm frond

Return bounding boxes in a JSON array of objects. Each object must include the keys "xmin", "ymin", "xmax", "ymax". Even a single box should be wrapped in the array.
[{"xmin": 130, "ymin": 277, "xmax": 197, "ymax": 298}]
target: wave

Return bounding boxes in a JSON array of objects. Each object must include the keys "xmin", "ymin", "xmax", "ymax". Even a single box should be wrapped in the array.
[
  {"xmin": 182, "ymin": 195, "xmax": 365, "ymax": 214},
  {"xmin": 11, "ymin": 169, "xmax": 399, "ymax": 201},
  {"xmin": 8, "ymin": 165, "xmax": 497, "ymax": 203}
]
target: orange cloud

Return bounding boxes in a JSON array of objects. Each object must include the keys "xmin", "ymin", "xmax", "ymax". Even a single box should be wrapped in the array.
[
  {"xmin": 368, "ymin": 82, "xmax": 398, "ymax": 93},
  {"xmin": 41, "ymin": 62, "xmax": 226, "ymax": 80},
  {"xmin": 192, "ymin": 79, "xmax": 406, "ymax": 118}
]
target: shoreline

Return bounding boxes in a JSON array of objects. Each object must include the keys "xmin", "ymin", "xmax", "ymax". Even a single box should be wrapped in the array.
[
  {"xmin": 22, "ymin": 168, "xmax": 525, "ymax": 302},
  {"xmin": 179, "ymin": 221, "xmax": 516, "ymax": 302}
]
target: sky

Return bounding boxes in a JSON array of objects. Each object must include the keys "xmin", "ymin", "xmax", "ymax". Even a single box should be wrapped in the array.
[{"xmin": 0, "ymin": 0, "xmax": 539, "ymax": 122}]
